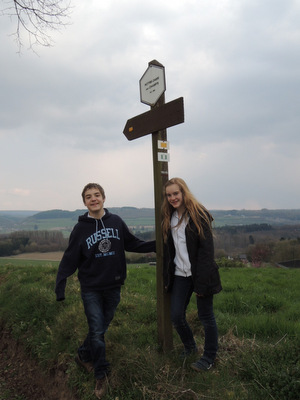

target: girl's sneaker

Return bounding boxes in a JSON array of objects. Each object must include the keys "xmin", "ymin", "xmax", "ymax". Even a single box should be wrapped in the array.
[{"xmin": 191, "ymin": 358, "xmax": 214, "ymax": 371}]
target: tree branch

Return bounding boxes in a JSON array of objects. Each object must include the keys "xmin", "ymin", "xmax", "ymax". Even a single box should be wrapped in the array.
[{"xmin": 1, "ymin": 0, "xmax": 72, "ymax": 50}]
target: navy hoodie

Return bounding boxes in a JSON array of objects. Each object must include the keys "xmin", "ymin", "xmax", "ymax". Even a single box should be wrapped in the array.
[{"xmin": 55, "ymin": 209, "xmax": 156, "ymax": 301}]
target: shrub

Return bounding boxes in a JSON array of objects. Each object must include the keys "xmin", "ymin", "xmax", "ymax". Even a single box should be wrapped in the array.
[{"xmin": 217, "ymin": 257, "xmax": 245, "ymax": 268}]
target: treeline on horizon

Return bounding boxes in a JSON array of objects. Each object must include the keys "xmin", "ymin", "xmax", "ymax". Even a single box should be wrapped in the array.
[
  {"xmin": 1, "ymin": 224, "xmax": 300, "ymax": 265},
  {"xmin": 213, "ymin": 224, "xmax": 300, "ymax": 265},
  {"xmin": 0, "ymin": 229, "xmax": 155, "ymax": 260},
  {"xmin": 0, "ymin": 231, "xmax": 68, "ymax": 257}
]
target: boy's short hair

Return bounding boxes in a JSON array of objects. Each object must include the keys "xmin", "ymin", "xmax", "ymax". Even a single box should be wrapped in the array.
[{"xmin": 81, "ymin": 183, "xmax": 106, "ymax": 202}]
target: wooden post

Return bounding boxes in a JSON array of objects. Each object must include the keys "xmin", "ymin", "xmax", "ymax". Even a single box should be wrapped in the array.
[
  {"xmin": 123, "ymin": 60, "xmax": 184, "ymax": 351},
  {"xmin": 151, "ymin": 91, "xmax": 173, "ymax": 351}
]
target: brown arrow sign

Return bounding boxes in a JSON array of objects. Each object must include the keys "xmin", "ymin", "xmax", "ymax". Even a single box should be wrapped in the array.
[{"xmin": 123, "ymin": 97, "xmax": 184, "ymax": 141}]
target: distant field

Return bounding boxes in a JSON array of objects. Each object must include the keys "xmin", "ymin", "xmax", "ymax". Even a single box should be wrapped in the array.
[
  {"xmin": 18, "ymin": 217, "xmax": 155, "ymax": 236},
  {"xmin": 0, "ymin": 252, "xmax": 63, "ymax": 262}
]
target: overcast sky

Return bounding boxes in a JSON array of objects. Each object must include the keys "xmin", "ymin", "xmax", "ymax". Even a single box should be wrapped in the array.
[{"xmin": 1, "ymin": 0, "xmax": 299, "ymax": 212}]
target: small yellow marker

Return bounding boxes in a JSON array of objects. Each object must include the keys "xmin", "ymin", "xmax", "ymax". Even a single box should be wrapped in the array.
[
  {"xmin": 129, "ymin": 127, "xmax": 133, "ymax": 132},
  {"xmin": 158, "ymin": 140, "xmax": 169, "ymax": 150}
]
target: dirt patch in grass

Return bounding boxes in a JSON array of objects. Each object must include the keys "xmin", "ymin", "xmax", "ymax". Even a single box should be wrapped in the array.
[
  {"xmin": 0, "ymin": 324, "xmax": 78, "ymax": 400},
  {"xmin": 0, "ymin": 253, "xmax": 79, "ymax": 400}
]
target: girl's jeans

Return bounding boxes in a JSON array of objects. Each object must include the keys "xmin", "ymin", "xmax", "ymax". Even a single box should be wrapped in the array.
[
  {"xmin": 170, "ymin": 276, "xmax": 218, "ymax": 362},
  {"xmin": 78, "ymin": 287, "xmax": 121, "ymax": 379}
]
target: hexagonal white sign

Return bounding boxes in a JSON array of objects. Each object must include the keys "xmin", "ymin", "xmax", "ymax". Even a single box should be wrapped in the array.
[{"xmin": 139, "ymin": 64, "xmax": 166, "ymax": 106}]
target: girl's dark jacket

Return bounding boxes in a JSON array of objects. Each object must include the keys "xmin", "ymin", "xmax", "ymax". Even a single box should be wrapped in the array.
[
  {"xmin": 55, "ymin": 209, "xmax": 156, "ymax": 301},
  {"xmin": 164, "ymin": 213, "xmax": 222, "ymax": 296}
]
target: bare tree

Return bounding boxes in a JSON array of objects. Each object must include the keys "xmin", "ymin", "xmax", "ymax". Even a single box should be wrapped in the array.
[{"xmin": 1, "ymin": 0, "xmax": 72, "ymax": 49}]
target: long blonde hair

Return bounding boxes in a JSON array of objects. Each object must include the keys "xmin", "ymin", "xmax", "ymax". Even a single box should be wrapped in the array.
[{"xmin": 161, "ymin": 177, "xmax": 212, "ymax": 242}]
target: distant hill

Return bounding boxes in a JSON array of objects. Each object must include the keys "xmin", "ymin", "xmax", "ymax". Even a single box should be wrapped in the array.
[
  {"xmin": 1, "ymin": 208, "xmax": 300, "ymax": 235},
  {"xmin": 0, "ymin": 207, "xmax": 155, "ymax": 235},
  {"xmin": 211, "ymin": 209, "xmax": 300, "ymax": 226},
  {"xmin": 30, "ymin": 207, "xmax": 155, "ymax": 220},
  {"xmin": 0, "ymin": 210, "xmax": 38, "ymax": 218}
]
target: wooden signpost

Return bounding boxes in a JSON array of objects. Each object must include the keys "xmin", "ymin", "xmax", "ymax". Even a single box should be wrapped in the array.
[{"xmin": 123, "ymin": 60, "xmax": 184, "ymax": 351}]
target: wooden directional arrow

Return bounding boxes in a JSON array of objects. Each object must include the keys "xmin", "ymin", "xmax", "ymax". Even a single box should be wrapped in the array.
[{"xmin": 123, "ymin": 97, "xmax": 184, "ymax": 141}]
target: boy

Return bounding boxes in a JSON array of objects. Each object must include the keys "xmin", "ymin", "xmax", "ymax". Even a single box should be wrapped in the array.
[{"xmin": 55, "ymin": 183, "xmax": 155, "ymax": 399}]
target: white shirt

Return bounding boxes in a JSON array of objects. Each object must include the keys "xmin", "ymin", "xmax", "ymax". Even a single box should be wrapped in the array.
[{"xmin": 171, "ymin": 211, "xmax": 192, "ymax": 277}]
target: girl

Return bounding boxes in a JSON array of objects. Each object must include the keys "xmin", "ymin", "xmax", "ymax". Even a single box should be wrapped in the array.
[{"xmin": 162, "ymin": 177, "xmax": 222, "ymax": 371}]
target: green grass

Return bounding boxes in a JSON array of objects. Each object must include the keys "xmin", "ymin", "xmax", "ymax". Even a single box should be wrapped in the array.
[{"xmin": 0, "ymin": 261, "xmax": 299, "ymax": 399}]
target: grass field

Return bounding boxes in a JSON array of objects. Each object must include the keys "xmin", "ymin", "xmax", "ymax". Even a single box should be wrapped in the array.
[{"xmin": 0, "ymin": 260, "xmax": 299, "ymax": 400}]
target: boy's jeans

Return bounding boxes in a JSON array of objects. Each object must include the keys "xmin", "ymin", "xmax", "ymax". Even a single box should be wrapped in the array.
[
  {"xmin": 78, "ymin": 288, "xmax": 121, "ymax": 379},
  {"xmin": 170, "ymin": 276, "xmax": 218, "ymax": 362}
]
